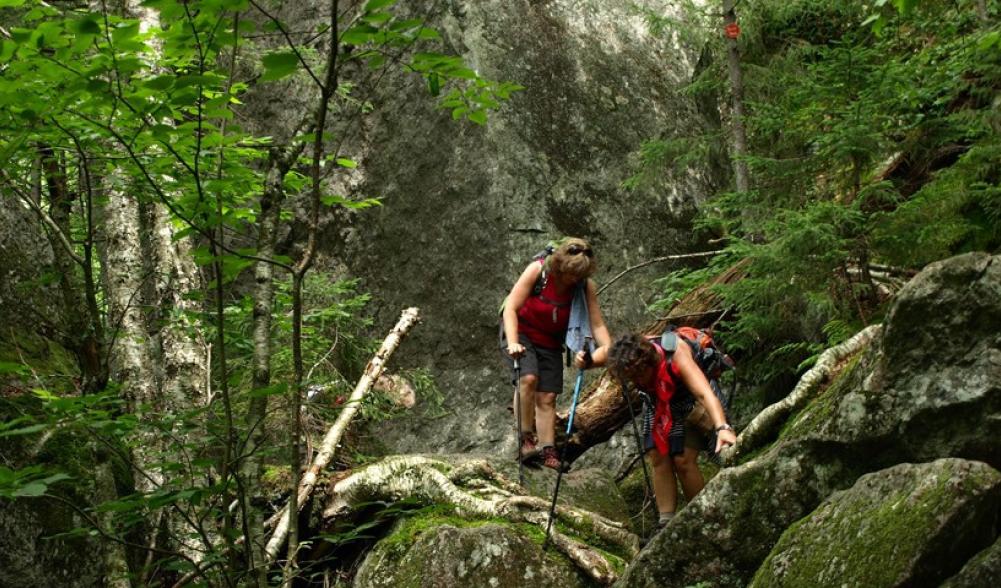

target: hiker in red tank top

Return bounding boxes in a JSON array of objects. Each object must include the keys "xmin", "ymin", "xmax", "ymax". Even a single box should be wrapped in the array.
[
  {"xmin": 501, "ymin": 238, "xmax": 612, "ymax": 470},
  {"xmin": 516, "ymin": 262, "xmax": 572, "ymax": 349},
  {"xmin": 609, "ymin": 333, "xmax": 736, "ymax": 528}
]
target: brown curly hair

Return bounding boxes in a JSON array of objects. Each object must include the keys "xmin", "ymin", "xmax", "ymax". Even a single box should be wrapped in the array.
[
  {"xmin": 549, "ymin": 237, "xmax": 597, "ymax": 282},
  {"xmin": 608, "ymin": 334, "xmax": 659, "ymax": 381}
]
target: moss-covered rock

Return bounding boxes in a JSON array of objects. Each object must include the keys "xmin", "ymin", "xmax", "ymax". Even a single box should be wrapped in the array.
[
  {"xmin": 752, "ymin": 459, "xmax": 1001, "ymax": 587},
  {"xmin": 353, "ymin": 520, "xmax": 591, "ymax": 588},
  {"xmin": 941, "ymin": 535, "xmax": 1001, "ymax": 588}
]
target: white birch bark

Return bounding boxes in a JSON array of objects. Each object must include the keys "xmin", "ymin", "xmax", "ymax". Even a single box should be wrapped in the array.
[
  {"xmin": 264, "ymin": 307, "xmax": 421, "ymax": 562},
  {"xmin": 322, "ymin": 455, "xmax": 636, "ymax": 585},
  {"xmin": 142, "ymin": 202, "xmax": 207, "ymax": 411},
  {"xmin": 721, "ymin": 324, "xmax": 881, "ymax": 464}
]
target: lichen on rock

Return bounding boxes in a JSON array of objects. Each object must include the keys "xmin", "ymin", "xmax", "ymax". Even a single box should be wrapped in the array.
[{"xmin": 751, "ymin": 459, "xmax": 1001, "ymax": 587}]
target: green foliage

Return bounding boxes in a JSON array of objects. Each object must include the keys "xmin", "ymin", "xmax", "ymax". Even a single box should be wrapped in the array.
[
  {"xmin": 643, "ymin": 0, "xmax": 1000, "ymax": 386},
  {"xmin": 0, "ymin": 0, "xmax": 522, "ymax": 583}
]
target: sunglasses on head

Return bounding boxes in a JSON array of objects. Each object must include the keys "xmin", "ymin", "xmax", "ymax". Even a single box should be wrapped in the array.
[{"xmin": 567, "ymin": 245, "xmax": 593, "ymax": 257}]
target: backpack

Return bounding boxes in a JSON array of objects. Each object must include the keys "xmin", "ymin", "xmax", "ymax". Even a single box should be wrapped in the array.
[
  {"xmin": 657, "ymin": 325, "xmax": 735, "ymax": 398},
  {"xmin": 499, "ymin": 240, "xmax": 571, "ymax": 313}
]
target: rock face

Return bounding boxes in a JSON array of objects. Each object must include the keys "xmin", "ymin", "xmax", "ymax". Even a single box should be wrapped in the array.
[
  {"xmin": 616, "ymin": 253, "xmax": 1001, "ymax": 587},
  {"xmin": 353, "ymin": 522, "xmax": 589, "ymax": 588},
  {"xmin": 0, "ymin": 498, "xmax": 107, "ymax": 588},
  {"xmin": 0, "ymin": 197, "xmax": 59, "ymax": 335},
  {"xmin": 289, "ymin": 0, "xmax": 721, "ymax": 461},
  {"xmin": 941, "ymin": 535, "xmax": 1001, "ymax": 587},
  {"xmin": 751, "ymin": 459, "xmax": 1001, "ymax": 587}
]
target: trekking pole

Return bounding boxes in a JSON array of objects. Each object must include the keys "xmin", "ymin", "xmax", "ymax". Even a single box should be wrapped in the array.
[
  {"xmin": 621, "ymin": 383, "xmax": 655, "ymax": 534},
  {"xmin": 513, "ymin": 358, "xmax": 524, "ymax": 488},
  {"xmin": 542, "ymin": 367, "xmax": 585, "ymax": 550}
]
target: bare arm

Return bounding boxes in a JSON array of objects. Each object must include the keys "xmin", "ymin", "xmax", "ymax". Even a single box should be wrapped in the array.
[
  {"xmin": 674, "ymin": 342, "xmax": 736, "ymax": 452},
  {"xmin": 574, "ymin": 279, "xmax": 611, "ymax": 368},
  {"xmin": 502, "ymin": 263, "xmax": 542, "ymax": 357}
]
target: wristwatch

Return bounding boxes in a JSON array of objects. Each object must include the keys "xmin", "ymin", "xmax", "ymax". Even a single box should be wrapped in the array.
[{"xmin": 715, "ymin": 423, "xmax": 734, "ymax": 433}]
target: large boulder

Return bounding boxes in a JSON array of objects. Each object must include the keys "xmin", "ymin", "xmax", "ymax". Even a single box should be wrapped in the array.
[
  {"xmin": 751, "ymin": 459, "xmax": 1001, "ymax": 587},
  {"xmin": 941, "ymin": 535, "xmax": 1001, "ymax": 587},
  {"xmin": 353, "ymin": 522, "xmax": 590, "ymax": 588},
  {"xmin": 615, "ymin": 253, "xmax": 1001, "ymax": 587},
  {"xmin": 267, "ymin": 0, "xmax": 722, "ymax": 463}
]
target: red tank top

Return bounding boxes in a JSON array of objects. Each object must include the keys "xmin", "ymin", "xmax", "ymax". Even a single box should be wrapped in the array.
[
  {"xmin": 647, "ymin": 343, "xmax": 682, "ymax": 455},
  {"xmin": 517, "ymin": 261, "xmax": 572, "ymax": 349}
]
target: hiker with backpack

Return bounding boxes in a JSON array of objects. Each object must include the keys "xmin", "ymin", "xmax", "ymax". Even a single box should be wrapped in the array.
[
  {"xmin": 500, "ymin": 237, "xmax": 612, "ymax": 470},
  {"xmin": 609, "ymin": 332, "xmax": 737, "ymax": 527}
]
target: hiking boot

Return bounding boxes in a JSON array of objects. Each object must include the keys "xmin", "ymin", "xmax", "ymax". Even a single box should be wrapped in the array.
[
  {"xmin": 518, "ymin": 432, "xmax": 541, "ymax": 463},
  {"xmin": 541, "ymin": 446, "xmax": 568, "ymax": 471}
]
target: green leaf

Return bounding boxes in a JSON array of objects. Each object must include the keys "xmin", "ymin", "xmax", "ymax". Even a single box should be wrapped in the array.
[
  {"xmin": 14, "ymin": 482, "xmax": 47, "ymax": 497},
  {"xmin": 416, "ymin": 27, "xmax": 440, "ymax": 41},
  {"xmin": 70, "ymin": 16, "xmax": 102, "ymax": 36},
  {"xmin": 0, "ymin": 424, "xmax": 47, "ymax": 438},
  {"xmin": 341, "ymin": 25, "xmax": 378, "ymax": 46},
  {"xmin": 249, "ymin": 383, "xmax": 288, "ymax": 398},
  {"xmin": 362, "ymin": 12, "xmax": 392, "ymax": 25},
  {"xmin": 144, "ymin": 75, "xmax": 174, "ymax": 91},
  {"xmin": 978, "ymin": 31, "xmax": 1000, "ymax": 52},
  {"xmin": 0, "ymin": 0, "xmax": 27, "ymax": 7},
  {"xmin": 320, "ymin": 194, "xmax": 382, "ymax": 209},
  {"xmin": 260, "ymin": 51, "xmax": 299, "ymax": 81},
  {"xmin": 112, "ymin": 21, "xmax": 140, "ymax": 43},
  {"xmin": 0, "ymin": 361, "xmax": 29, "ymax": 375},
  {"xmin": 335, "ymin": 158, "xmax": 358, "ymax": 168},
  {"xmin": 0, "ymin": 130, "xmax": 29, "ymax": 170},
  {"xmin": 364, "ymin": 0, "xmax": 396, "ymax": 11},
  {"xmin": 468, "ymin": 109, "xmax": 487, "ymax": 125}
]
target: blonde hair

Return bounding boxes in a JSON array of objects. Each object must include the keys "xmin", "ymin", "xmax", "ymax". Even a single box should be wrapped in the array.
[{"xmin": 549, "ymin": 237, "xmax": 596, "ymax": 281}]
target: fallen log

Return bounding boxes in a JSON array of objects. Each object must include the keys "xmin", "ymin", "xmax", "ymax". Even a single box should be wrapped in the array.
[
  {"xmin": 321, "ymin": 455, "xmax": 637, "ymax": 585},
  {"xmin": 263, "ymin": 307, "xmax": 421, "ymax": 563},
  {"xmin": 720, "ymin": 324, "xmax": 881, "ymax": 465}
]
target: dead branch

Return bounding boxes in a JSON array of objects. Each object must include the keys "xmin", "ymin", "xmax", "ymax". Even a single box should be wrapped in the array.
[
  {"xmin": 321, "ymin": 455, "xmax": 636, "ymax": 584},
  {"xmin": 596, "ymin": 250, "xmax": 724, "ymax": 297},
  {"xmin": 720, "ymin": 324, "xmax": 881, "ymax": 465},
  {"xmin": 263, "ymin": 307, "xmax": 421, "ymax": 563}
]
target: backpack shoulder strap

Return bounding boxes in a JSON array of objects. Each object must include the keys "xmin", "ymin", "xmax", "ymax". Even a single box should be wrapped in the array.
[{"xmin": 532, "ymin": 258, "xmax": 547, "ymax": 296}]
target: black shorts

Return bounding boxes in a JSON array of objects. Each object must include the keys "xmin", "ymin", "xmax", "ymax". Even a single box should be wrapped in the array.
[{"xmin": 499, "ymin": 327, "xmax": 564, "ymax": 394}]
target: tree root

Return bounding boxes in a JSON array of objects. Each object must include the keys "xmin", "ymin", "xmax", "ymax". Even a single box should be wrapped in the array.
[
  {"xmin": 321, "ymin": 455, "xmax": 637, "ymax": 585},
  {"xmin": 720, "ymin": 324, "xmax": 881, "ymax": 465}
]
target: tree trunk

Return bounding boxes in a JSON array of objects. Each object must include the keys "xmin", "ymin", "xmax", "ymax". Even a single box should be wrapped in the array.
[
  {"xmin": 239, "ymin": 149, "xmax": 294, "ymax": 587},
  {"xmin": 38, "ymin": 145, "xmax": 106, "ymax": 392},
  {"xmin": 722, "ymin": 0, "xmax": 750, "ymax": 193},
  {"xmin": 141, "ymin": 201, "xmax": 208, "ymax": 411}
]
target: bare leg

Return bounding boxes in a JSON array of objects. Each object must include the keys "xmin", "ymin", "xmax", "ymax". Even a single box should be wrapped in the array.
[
  {"xmin": 535, "ymin": 391, "xmax": 557, "ymax": 446},
  {"xmin": 647, "ymin": 448, "xmax": 678, "ymax": 515},
  {"xmin": 514, "ymin": 374, "xmax": 538, "ymax": 435},
  {"xmin": 673, "ymin": 446, "xmax": 705, "ymax": 500}
]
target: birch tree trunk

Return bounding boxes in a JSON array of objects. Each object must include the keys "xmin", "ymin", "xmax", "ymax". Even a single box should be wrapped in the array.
[
  {"xmin": 142, "ymin": 202, "xmax": 207, "ymax": 411},
  {"xmin": 239, "ymin": 145, "xmax": 303, "ymax": 586}
]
